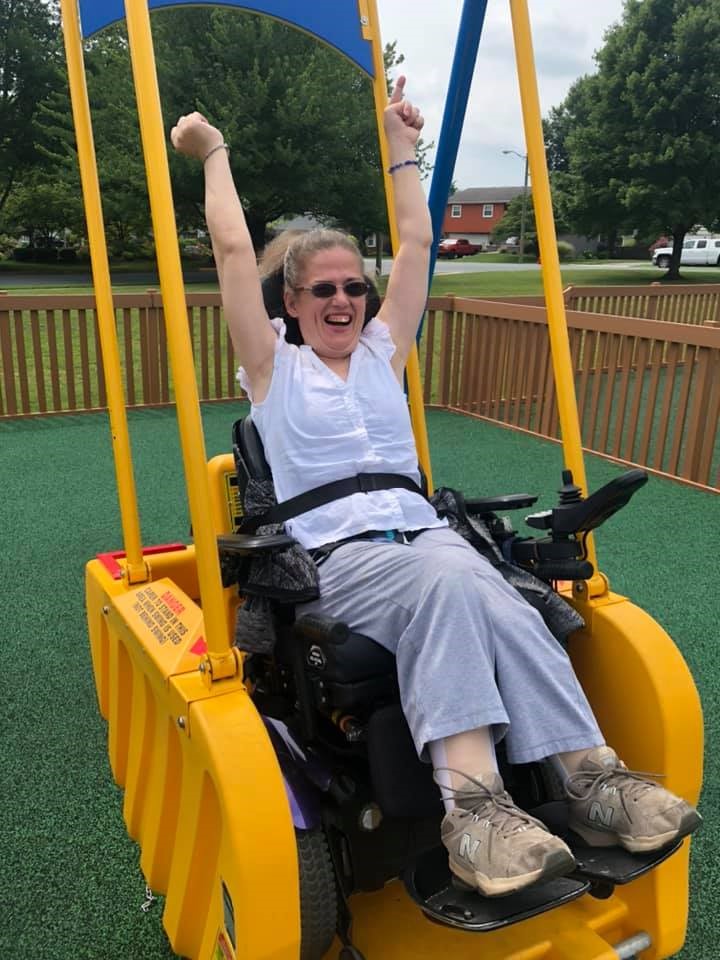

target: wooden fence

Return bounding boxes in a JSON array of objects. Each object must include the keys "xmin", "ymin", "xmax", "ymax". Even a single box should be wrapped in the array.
[
  {"xmin": 419, "ymin": 296, "xmax": 720, "ymax": 489},
  {"xmin": 2, "ymin": 288, "xmax": 719, "ymax": 490},
  {"xmin": 0, "ymin": 290, "xmax": 237, "ymax": 417},
  {"xmin": 563, "ymin": 282, "xmax": 720, "ymax": 326}
]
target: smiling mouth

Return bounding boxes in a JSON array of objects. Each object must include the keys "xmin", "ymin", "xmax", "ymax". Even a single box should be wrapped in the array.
[{"xmin": 325, "ymin": 315, "xmax": 352, "ymax": 326}]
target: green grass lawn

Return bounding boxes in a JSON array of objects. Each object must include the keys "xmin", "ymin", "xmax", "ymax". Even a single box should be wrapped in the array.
[
  {"xmin": 428, "ymin": 265, "xmax": 720, "ymax": 298},
  {"xmin": 4, "ymin": 261, "xmax": 720, "ymax": 297}
]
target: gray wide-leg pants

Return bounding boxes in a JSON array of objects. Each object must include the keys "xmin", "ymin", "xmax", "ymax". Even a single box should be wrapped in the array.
[{"xmin": 302, "ymin": 526, "xmax": 603, "ymax": 763}]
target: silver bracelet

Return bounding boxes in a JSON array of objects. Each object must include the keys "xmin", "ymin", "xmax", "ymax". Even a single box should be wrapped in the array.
[{"xmin": 203, "ymin": 143, "xmax": 230, "ymax": 163}]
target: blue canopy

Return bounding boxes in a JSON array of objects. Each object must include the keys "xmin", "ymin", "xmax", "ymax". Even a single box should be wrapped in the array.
[{"xmin": 78, "ymin": 0, "xmax": 374, "ymax": 76}]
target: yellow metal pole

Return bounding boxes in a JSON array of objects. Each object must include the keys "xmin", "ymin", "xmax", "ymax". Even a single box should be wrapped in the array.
[
  {"xmin": 361, "ymin": 0, "xmax": 434, "ymax": 491},
  {"xmin": 123, "ymin": 0, "xmax": 235, "ymax": 675},
  {"xmin": 60, "ymin": 0, "xmax": 147, "ymax": 584},
  {"xmin": 509, "ymin": 0, "xmax": 602, "ymax": 586}
]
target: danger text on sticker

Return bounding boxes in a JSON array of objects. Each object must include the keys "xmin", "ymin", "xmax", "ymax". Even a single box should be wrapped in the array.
[{"xmin": 131, "ymin": 585, "xmax": 191, "ymax": 646}]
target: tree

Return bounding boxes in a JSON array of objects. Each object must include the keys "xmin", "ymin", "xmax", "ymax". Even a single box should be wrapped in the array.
[
  {"xmin": 152, "ymin": 7, "xmax": 428, "ymax": 249},
  {"xmin": 543, "ymin": 74, "xmax": 629, "ymax": 255},
  {"xmin": 550, "ymin": 0, "xmax": 720, "ymax": 278},
  {"xmin": 2, "ymin": 168, "xmax": 82, "ymax": 247},
  {"xmin": 0, "ymin": 0, "xmax": 63, "ymax": 217},
  {"xmin": 83, "ymin": 29, "xmax": 153, "ymax": 255},
  {"xmin": 13, "ymin": 6, "xmax": 428, "ymax": 257},
  {"xmin": 490, "ymin": 185, "xmax": 571, "ymax": 251}
]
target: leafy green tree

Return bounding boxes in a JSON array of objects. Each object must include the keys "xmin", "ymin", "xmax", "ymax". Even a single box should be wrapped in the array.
[
  {"xmin": 153, "ymin": 7, "xmax": 427, "ymax": 249},
  {"xmin": 2, "ymin": 168, "xmax": 82, "ymax": 246},
  {"xmin": 19, "ymin": 6, "xmax": 428, "ymax": 259},
  {"xmin": 14, "ymin": 23, "xmax": 153, "ymax": 257},
  {"xmin": 549, "ymin": 0, "xmax": 720, "ymax": 278},
  {"xmin": 490, "ymin": 185, "xmax": 571, "ymax": 251},
  {"xmin": 543, "ymin": 74, "xmax": 629, "ymax": 256},
  {"xmin": 83, "ymin": 29, "xmax": 153, "ymax": 256},
  {"xmin": 0, "ymin": 0, "xmax": 63, "ymax": 216}
]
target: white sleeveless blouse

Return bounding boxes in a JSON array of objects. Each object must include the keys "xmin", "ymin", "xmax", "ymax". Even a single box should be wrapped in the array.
[{"xmin": 237, "ymin": 317, "xmax": 446, "ymax": 550}]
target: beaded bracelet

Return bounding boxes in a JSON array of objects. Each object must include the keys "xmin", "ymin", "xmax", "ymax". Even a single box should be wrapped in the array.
[
  {"xmin": 203, "ymin": 143, "xmax": 230, "ymax": 163},
  {"xmin": 388, "ymin": 159, "xmax": 418, "ymax": 174}
]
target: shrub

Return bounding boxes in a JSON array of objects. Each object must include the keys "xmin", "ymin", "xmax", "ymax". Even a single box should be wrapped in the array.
[
  {"xmin": 180, "ymin": 239, "xmax": 212, "ymax": 260},
  {"xmin": 0, "ymin": 234, "xmax": 19, "ymax": 260},
  {"xmin": 32, "ymin": 246, "xmax": 59, "ymax": 263},
  {"xmin": 557, "ymin": 240, "xmax": 575, "ymax": 261},
  {"xmin": 57, "ymin": 248, "xmax": 78, "ymax": 263}
]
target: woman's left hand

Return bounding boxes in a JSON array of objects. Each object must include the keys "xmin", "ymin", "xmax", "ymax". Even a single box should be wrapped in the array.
[{"xmin": 384, "ymin": 75, "xmax": 424, "ymax": 148}]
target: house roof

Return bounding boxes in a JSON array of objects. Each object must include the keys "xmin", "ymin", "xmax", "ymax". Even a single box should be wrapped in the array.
[{"xmin": 449, "ymin": 187, "xmax": 529, "ymax": 204}]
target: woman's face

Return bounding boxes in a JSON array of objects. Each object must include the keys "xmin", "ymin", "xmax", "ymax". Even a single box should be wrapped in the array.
[{"xmin": 284, "ymin": 246, "xmax": 367, "ymax": 359}]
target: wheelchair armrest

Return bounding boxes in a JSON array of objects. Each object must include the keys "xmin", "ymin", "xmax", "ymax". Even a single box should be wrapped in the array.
[
  {"xmin": 465, "ymin": 493, "xmax": 538, "ymax": 514},
  {"xmin": 294, "ymin": 613, "xmax": 350, "ymax": 645},
  {"xmin": 217, "ymin": 532, "xmax": 297, "ymax": 556}
]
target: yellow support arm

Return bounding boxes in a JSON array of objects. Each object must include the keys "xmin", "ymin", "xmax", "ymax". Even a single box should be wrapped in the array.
[
  {"xmin": 123, "ymin": 0, "xmax": 235, "ymax": 675},
  {"xmin": 60, "ymin": 0, "xmax": 147, "ymax": 584},
  {"xmin": 510, "ymin": 0, "xmax": 603, "ymax": 593}
]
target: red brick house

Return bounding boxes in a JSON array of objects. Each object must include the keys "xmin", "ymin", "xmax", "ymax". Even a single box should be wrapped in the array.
[{"xmin": 442, "ymin": 187, "xmax": 527, "ymax": 245}]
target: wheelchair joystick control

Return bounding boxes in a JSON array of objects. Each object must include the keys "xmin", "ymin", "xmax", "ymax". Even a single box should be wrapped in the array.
[{"xmin": 557, "ymin": 469, "xmax": 583, "ymax": 505}]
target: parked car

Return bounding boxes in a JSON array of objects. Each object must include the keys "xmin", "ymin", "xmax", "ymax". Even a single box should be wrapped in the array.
[
  {"xmin": 499, "ymin": 236, "xmax": 520, "ymax": 253},
  {"xmin": 437, "ymin": 237, "xmax": 482, "ymax": 258},
  {"xmin": 652, "ymin": 236, "xmax": 720, "ymax": 268}
]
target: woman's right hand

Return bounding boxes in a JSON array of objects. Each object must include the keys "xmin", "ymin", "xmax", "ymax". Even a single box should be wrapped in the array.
[{"xmin": 170, "ymin": 112, "xmax": 224, "ymax": 162}]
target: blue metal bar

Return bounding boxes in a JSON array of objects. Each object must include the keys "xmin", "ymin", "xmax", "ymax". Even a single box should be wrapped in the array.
[{"xmin": 421, "ymin": 0, "xmax": 488, "ymax": 337}]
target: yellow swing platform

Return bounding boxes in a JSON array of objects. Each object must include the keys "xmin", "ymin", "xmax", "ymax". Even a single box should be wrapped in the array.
[{"xmin": 61, "ymin": 0, "xmax": 703, "ymax": 957}]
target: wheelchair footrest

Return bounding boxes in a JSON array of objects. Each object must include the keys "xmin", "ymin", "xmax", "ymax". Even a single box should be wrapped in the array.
[
  {"xmin": 533, "ymin": 801, "xmax": 683, "ymax": 887},
  {"xmin": 402, "ymin": 845, "xmax": 590, "ymax": 932}
]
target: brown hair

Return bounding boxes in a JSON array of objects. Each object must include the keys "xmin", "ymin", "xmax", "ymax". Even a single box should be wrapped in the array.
[{"xmin": 259, "ymin": 228, "xmax": 363, "ymax": 290}]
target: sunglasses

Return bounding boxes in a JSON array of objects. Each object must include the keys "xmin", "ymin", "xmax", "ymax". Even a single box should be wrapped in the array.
[{"xmin": 295, "ymin": 280, "xmax": 370, "ymax": 299}]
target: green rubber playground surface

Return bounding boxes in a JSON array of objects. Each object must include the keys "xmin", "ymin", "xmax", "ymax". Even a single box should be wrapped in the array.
[{"xmin": 1, "ymin": 403, "xmax": 717, "ymax": 958}]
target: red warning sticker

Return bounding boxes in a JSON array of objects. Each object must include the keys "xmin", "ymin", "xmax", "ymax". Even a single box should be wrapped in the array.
[
  {"xmin": 129, "ymin": 585, "xmax": 193, "ymax": 646},
  {"xmin": 190, "ymin": 636, "xmax": 208, "ymax": 655}
]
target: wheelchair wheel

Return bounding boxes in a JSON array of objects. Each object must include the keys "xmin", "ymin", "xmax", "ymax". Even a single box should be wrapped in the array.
[{"xmin": 297, "ymin": 827, "xmax": 338, "ymax": 960}]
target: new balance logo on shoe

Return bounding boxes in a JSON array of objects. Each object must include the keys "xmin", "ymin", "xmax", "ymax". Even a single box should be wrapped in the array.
[
  {"xmin": 588, "ymin": 800, "xmax": 614, "ymax": 828},
  {"xmin": 458, "ymin": 833, "xmax": 480, "ymax": 861}
]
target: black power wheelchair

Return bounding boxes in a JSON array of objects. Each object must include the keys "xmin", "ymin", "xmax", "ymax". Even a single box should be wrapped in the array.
[{"xmin": 217, "ymin": 414, "xmax": 679, "ymax": 960}]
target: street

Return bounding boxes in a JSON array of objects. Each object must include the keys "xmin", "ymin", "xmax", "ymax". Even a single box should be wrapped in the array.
[{"xmin": 0, "ymin": 259, "xmax": 655, "ymax": 289}]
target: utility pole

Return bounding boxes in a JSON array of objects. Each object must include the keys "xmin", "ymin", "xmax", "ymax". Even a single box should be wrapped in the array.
[{"xmin": 503, "ymin": 149, "xmax": 529, "ymax": 264}]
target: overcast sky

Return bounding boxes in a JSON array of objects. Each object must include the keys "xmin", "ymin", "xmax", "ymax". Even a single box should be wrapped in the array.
[{"xmin": 375, "ymin": 0, "xmax": 625, "ymax": 189}]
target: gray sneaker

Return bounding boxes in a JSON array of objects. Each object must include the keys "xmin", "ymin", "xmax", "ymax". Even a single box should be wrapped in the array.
[
  {"xmin": 565, "ymin": 746, "xmax": 702, "ymax": 853},
  {"xmin": 440, "ymin": 771, "xmax": 576, "ymax": 897}
]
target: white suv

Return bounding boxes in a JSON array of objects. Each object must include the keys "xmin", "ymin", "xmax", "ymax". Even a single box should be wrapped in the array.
[{"xmin": 652, "ymin": 236, "xmax": 720, "ymax": 268}]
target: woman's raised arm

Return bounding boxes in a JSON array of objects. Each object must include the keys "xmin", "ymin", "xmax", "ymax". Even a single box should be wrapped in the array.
[
  {"xmin": 171, "ymin": 113, "xmax": 276, "ymax": 398},
  {"xmin": 375, "ymin": 78, "xmax": 433, "ymax": 374}
]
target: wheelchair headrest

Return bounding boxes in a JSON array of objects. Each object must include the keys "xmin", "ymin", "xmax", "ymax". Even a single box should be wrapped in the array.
[{"xmin": 232, "ymin": 416, "xmax": 272, "ymax": 498}]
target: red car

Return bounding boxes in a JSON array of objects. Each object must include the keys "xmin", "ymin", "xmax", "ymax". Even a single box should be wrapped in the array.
[{"xmin": 437, "ymin": 237, "xmax": 482, "ymax": 258}]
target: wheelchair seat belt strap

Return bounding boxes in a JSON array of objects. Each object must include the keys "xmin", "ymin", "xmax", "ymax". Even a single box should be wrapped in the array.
[{"xmin": 238, "ymin": 473, "xmax": 425, "ymax": 534}]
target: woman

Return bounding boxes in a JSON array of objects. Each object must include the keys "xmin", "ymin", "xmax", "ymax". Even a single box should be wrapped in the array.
[{"xmin": 171, "ymin": 79, "xmax": 700, "ymax": 898}]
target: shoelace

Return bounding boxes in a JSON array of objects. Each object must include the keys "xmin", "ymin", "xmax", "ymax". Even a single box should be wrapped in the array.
[
  {"xmin": 433, "ymin": 767, "xmax": 549, "ymax": 839},
  {"xmin": 564, "ymin": 762, "xmax": 664, "ymax": 803}
]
